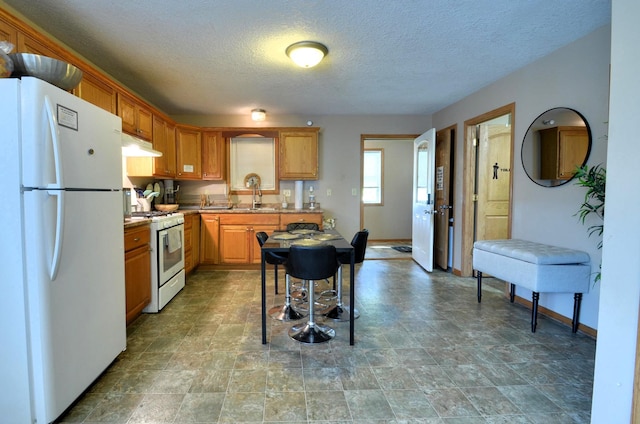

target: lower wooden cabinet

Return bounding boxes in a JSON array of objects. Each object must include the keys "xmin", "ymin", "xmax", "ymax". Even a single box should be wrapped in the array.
[
  {"xmin": 124, "ymin": 225, "xmax": 151, "ymax": 325},
  {"xmin": 219, "ymin": 214, "xmax": 279, "ymax": 264},
  {"xmin": 184, "ymin": 214, "xmax": 201, "ymax": 273},
  {"xmin": 200, "ymin": 214, "xmax": 220, "ymax": 264},
  {"xmin": 197, "ymin": 212, "xmax": 322, "ymax": 266}
]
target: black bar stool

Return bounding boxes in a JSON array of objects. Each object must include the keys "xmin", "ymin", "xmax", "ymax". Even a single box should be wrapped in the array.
[
  {"xmin": 256, "ymin": 232, "xmax": 306, "ymax": 321},
  {"xmin": 325, "ymin": 229, "xmax": 368, "ymax": 321},
  {"xmin": 286, "ymin": 244, "xmax": 339, "ymax": 343}
]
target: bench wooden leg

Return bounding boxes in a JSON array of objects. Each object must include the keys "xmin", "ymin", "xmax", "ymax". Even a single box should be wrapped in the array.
[
  {"xmin": 531, "ymin": 292, "xmax": 540, "ymax": 332},
  {"xmin": 572, "ymin": 293, "xmax": 582, "ymax": 333},
  {"xmin": 477, "ymin": 271, "xmax": 482, "ymax": 303},
  {"xmin": 509, "ymin": 283, "xmax": 516, "ymax": 303}
]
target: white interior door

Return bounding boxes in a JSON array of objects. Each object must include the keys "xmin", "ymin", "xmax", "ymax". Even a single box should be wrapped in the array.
[{"xmin": 412, "ymin": 129, "xmax": 436, "ymax": 271}]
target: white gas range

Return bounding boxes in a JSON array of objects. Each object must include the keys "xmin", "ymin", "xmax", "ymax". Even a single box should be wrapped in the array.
[{"xmin": 138, "ymin": 212, "xmax": 186, "ymax": 313}]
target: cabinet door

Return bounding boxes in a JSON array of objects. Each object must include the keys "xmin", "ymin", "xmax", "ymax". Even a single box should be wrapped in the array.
[
  {"xmin": 74, "ymin": 71, "xmax": 117, "ymax": 114},
  {"xmin": 280, "ymin": 130, "xmax": 319, "ymax": 180},
  {"xmin": 219, "ymin": 225, "xmax": 251, "ymax": 264},
  {"xmin": 558, "ymin": 130, "xmax": 589, "ymax": 178},
  {"xmin": 17, "ymin": 32, "xmax": 62, "ymax": 59},
  {"xmin": 152, "ymin": 115, "xmax": 177, "ymax": 178},
  {"xmin": 118, "ymin": 93, "xmax": 153, "ymax": 141},
  {"xmin": 202, "ymin": 131, "xmax": 225, "ymax": 180},
  {"xmin": 125, "ymin": 245, "xmax": 151, "ymax": 325},
  {"xmin": 192, "ymin": 214, "xmax": 201, "ymax": 268},
  {"xmin": 176, "ymin": 126, "xmax": 202, "ymax": 179},
  {"xmin": 250, "ymin": 225, "xmax": 279, "ymax": 264},
  {"xmin": 184, "ymin": 215, "xmax": 194, "ymax": 273},
  {"xmin": 118, "ymin": 94, "xmax": 138, "ymax": 136},
  {"xmin": 200, "ymin": 215, "xmax": 219, "ymax": 264},
  {"xmin": 0, "ymin": 18, "xmax": 18, "ymax": 47}
]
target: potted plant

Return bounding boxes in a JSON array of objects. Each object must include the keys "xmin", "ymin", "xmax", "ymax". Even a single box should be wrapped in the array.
[{"xmin": 574, "ymin": 164, "xmax": 606, "ymax": 282}]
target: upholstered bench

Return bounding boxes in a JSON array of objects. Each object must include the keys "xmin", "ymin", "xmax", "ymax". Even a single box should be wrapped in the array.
[{"xmin": 473, "ymin": 239, "xmax": 591, "ymax": 333}]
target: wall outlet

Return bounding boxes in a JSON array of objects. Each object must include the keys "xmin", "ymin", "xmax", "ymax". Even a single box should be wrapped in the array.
[
  {"xmin": 283, "ymin": 189, "xmax": 291, "ymax": 197},
  {"xmin": 326, "ymin": 188, "xmax": 332, "ymax": 196}
]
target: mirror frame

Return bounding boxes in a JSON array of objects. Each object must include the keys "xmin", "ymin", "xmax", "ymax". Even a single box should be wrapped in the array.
[{"xmin": 521, "ymin": 107, "xmax": 592, "ymax": 187}]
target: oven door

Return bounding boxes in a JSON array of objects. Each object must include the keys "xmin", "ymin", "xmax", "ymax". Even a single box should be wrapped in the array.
[{"xmin": 158, "ymin": 224, "xmax": 185, "ymax": 284}]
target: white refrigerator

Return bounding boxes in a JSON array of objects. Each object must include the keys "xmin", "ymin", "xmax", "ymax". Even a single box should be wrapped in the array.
[{"xmin": 0, "ymin": 77, "xmax": 126, "ymax": 423}]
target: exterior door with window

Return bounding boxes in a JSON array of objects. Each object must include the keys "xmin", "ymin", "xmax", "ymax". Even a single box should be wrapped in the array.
[{"xmin": 412, "ymin": 129, "xmax": 436, "ymax": 271}]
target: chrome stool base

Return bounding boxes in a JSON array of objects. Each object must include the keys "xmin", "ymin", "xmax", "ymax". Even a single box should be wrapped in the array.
[
  {"xmin": 289, "ymin": 323, "xmax": 335, "ymax": 343},
  {"xmin": 324, "ymin": 305, "xmax": 360, "ymax": 321},
  {"xmin": 269, "ymin": 304, "xmax": 306, "ymax": 321}
]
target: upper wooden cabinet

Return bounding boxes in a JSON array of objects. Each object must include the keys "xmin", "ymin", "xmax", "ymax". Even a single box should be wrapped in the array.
[
  {"xmin": 539, "ymin": 126, "xmax": 589, "ymax": 180},
  {"xmin": 202, "ymin": 131, "xmax": 225, "ymax": 180},
  {"xmin": 126, "ymin": 115, "xmax": 176, "ymax": 179},
  {"xmin": 16, "ymin": 32, "xmax": 62, "ymax": 59},
  {"xmin": 279, "ymin": 129, "xmax": 319, "ymax": 180},
  {"xmin": 74, "ymin": 71, "xmax": 117, "ymax": 114},
  {"xmin": 118, "ymin": 93, "xmax": 153, "ymax": 141},
  {"xmin": 153, "ymin": 115, "xmax": 177, "ymax": 178},
  {"xmin": 0, "ymin": 16, "xmax": 17, "ymax": 47},
  {"xmin": 176, "ymin": 125, "xmax": 202, "ymax": 179}
]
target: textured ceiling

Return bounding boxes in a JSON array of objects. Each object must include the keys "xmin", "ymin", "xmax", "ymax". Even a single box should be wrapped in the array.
[{"xmin": 2, "ymin": 0, "xmax": 611, "ymax": 116}]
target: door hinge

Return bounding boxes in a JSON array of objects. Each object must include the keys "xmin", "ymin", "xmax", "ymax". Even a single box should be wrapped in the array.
[
  {"xmin": 472, "ymin": 138, "xmax": 477, "ymax": 147},
  {"xmin": 472, "ymin": 194, "xmax": 478, "ymax": 201}
]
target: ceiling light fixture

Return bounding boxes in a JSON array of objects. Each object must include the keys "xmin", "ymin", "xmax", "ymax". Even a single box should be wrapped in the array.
[
  {"xmin": 251, "ymin": 108, "xmax": 266, "ymax": 121},
  {"xmin": 286, "ymin": 41, "xmax": 328, "ymax": 68}
]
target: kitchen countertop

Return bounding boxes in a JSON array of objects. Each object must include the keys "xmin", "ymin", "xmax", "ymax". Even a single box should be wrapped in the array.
[{"xmin": 123, "ymin": 207, "xmax": 323, "ymax": 228}]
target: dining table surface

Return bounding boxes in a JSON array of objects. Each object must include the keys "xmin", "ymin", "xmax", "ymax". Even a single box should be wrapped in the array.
[{"xmin": 260, "ymin": 228, "xmax": 356, "ymax": 345}]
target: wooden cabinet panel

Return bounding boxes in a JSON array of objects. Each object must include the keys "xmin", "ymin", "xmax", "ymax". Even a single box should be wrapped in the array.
[
  {"xmin": 74, "ymin": 71, "xmax": 117, "ymax": 113},
  {"xmin": 124, "ymin": 225, "xmax": 151, "ymax": 325},
  {"xmin": 152, "ymin": 115, "xmax": 176, "ymax": 178},
  {"xmin": 0, "ymin": 17, "xmax": 18, "ymax": 47},
  {"xmin": 219, "ymin": 225, "xmax": 251, "ymax": 264},
  {"xmin": 279, "ymin": 130, "xmax": 319, "ymax": 180},
  {"xmin": 184, "ymin": 214, "xmax": 201, "ymax": 273},
  {"xmin": 200, "ymin": 214, "xmax": 220, "ymax": 264},
  {"xmin": 126, "ymin": 115, "xmax": 176, "ymax": 178},
  {"xmin": 540, "ymin": 126, "xmax": 589, "ymax": 180},
  {"xmin": 118, "ymin": 93, "xmax": 153, "ymax": 141},
  {"xmin": 16, "ymin": 32, "xmax": 62, "ymax": 59},
  {"xmin": 202, "ymin": 131, "xmax": 225, "ymax": 180},
  {"xmin": 250, "ymin": 224, "xmax": 279, "ymax": 264},
  {"xmin": 219, "ymin": 214, "xmax": 279, "ymax": 264},
  {"xmin": 176, "ymin": 125, "xmax": 202, "ymax": 179}
]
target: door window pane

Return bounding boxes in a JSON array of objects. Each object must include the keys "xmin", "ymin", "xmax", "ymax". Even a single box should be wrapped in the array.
[{"xmin": 363, "ymin": 149, "xmax": 383, "ymax": 204}]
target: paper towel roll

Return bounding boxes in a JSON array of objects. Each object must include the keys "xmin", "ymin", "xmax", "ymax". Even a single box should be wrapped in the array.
[{"xmin": 294, "ymin": 181, "xmax": 303, "ymax": 210}]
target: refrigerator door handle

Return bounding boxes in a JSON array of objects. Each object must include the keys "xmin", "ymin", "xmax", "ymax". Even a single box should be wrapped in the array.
[
  {"xmin": 47, "ymin": 189, "xmax": 65, "ymax": 280},
  {"xmin": 44, "ymin": 95, "xmax": 63, "ymax": 190},
  {"xmin": 44, "ymin": 95, "xmax": 65, "ymax": 279}
]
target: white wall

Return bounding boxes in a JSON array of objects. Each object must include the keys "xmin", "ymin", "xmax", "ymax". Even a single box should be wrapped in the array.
[
  {"xmin": 173, "ymin": 114, "xmax": 431, "ymax": 237},
  {"xmin": 591, "ymin": 0, "xmax": 640, "ymax": 420},
  {"xmin": 432, "ymin": 26, "xmax": 611, "ymax": 330},
  {"xmin": 363, "ymin": 138, "xmax": 414, "ymax": 240}
]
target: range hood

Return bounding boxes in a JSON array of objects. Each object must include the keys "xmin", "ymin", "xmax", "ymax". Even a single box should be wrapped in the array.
[{"xmin": 121, "ymin": 133, "xmax": 162, "ymax": 157}]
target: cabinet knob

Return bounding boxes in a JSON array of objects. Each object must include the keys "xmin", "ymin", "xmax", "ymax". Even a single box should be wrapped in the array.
[{"xmin": 133, "ymin": 237, "xmax": 140, "ymax": 242}]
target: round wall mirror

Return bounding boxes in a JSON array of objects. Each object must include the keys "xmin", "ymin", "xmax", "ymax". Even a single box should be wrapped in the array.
[{"xmin": 521, "ymin": 107, "xmax": 592, "ymax": 187}]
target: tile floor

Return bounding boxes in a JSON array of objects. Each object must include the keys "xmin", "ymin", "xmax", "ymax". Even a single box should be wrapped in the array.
[{"xmin": 58, "ymin": 258, "xmax": 595, "ymax": 423}]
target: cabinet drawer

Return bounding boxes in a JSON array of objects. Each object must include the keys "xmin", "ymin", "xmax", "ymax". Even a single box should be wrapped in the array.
[
  {"xmin": 219, "ymin": 213, "xmax": 279, "ymax": 225},
  {"xmin": 124, "ymin": 225, "xmax": 150, "ymax": 251}
]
